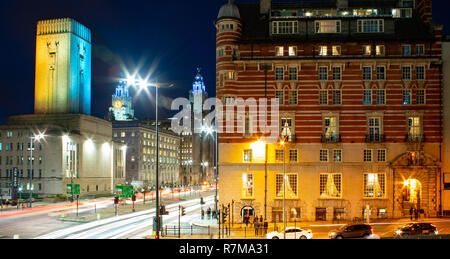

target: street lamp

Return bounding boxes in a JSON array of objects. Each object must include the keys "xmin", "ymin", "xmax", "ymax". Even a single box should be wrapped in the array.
[
  {"xmin": 280, "ymin": 137, "xmax": 287, "ymax": 239},
  {"xmin": 201, "ymin": 126, "xmax": 219, "ymax": 214},
  {"xmin": 29, "ymin": 133, "xmax": 45, "ymax": 208},
  {"xmin": 124, "ymin": 74, "xmax": 173, "ymax": 239}
]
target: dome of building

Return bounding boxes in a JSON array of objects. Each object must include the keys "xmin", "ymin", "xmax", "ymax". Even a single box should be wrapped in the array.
[{"xmin": 217, "ymin": 0, "xmax": 240, "ymax": 20}]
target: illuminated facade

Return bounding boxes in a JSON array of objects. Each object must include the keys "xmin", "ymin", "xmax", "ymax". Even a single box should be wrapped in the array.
[
  {"xmin": 108, "ymin": 80, "xmax": 135, "ymax": 121},
  {"xmin": 35, "ymin": 18, "xmax": 91, "ymax": 115},
  {"xmin": 216, "ymin": 0, "xmax": 444, "ymax": 222}
]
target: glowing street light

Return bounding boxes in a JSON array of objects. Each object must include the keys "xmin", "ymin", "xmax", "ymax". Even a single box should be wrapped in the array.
[{"xmin": 29, "ymin": 132, "xmax": 46, "ymax": 208}]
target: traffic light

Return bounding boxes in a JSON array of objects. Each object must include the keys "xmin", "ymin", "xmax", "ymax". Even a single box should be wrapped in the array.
[
  {"xmin": 181, "ymin": 206, "xmax": 186, "ymax": 216},
  {"xmin": 114, "ymin": 197, "xmax": 119, "ymax": 205},
  {"xmin": 159, "ymin": 205, "xmax": 169, "ymax": 215}
]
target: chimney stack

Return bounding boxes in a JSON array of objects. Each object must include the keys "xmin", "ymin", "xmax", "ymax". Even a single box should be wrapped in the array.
[{"xmin": 260, "ymin": 0, "xmax": 271, "ymax": 15}]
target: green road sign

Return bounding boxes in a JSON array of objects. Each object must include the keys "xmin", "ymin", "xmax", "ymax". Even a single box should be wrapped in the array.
[
  {"xmin": 66, "ymin": 184, "xmax": 81, "ymax": 195},
  {"xmin": 115, "ymin": 185, "xmax": 134, "ymax": 198}
]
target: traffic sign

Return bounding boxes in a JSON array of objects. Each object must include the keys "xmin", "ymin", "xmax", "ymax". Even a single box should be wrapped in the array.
[
  {"xmin": 115, "ymin": 185, "xmax": 134, "ymax": 198},
  {"xmin": 66, "ymin": 184, "xmax": 80, "ymax": 195}
]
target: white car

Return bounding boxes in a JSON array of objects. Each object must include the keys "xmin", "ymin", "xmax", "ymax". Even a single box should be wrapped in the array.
[{"xmin": 266, "ymin": 227, "xmax": 313, "ymax": 239}]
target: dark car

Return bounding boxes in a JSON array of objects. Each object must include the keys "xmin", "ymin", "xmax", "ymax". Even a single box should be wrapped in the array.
[
  {"xmin": 329, "ymin": 224, "xmax": 374, "ymax": 239},
  {"xmin": 394, "ymin": 223, "xmax": 438, "ymax": 237}
]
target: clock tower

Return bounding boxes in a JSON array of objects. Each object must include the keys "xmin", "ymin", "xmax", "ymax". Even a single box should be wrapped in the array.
[{"xmin": 108, "ymin": 80, "xmax": 135, "ymax": 121}]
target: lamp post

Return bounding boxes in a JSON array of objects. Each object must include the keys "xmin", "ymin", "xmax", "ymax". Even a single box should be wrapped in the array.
[
  {"xmin": 201, "ymin": 126, "xmax": 218, "ymax": 213},
  {"xmin": 29, "ymin": 133, "xmax": 44, "ymax": 208},
  {"xmin": 280, "ymin": 138, "xmax": 287, "ymax": 239},
  {"xmin": 125, "ymin": 74, "xmax": 173, "ymax": 239}
]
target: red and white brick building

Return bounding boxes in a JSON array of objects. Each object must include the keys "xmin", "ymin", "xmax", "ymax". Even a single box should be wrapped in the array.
[{"xmin": 216, "ymin": 0, "xmax": 445, "ymax": 222}]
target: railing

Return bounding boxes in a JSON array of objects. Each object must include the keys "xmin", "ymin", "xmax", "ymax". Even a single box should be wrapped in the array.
[
  {"xmin": 366, "ymin": 134, "xmax": 385, "ymax": 143},
  {"xmin": 322, "ymin": 134, "xmax": 341, "ymax": 143}
]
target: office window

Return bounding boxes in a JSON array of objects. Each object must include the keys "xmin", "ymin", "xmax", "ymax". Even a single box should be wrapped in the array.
[
  {"xmin": 289, "ymin": 150, "xmax": 298, "ymax": 163},
  {"xmin": 289, "ymin": 46, "xmax": 297, "ymax": 56},
  {"xmin": 243, "ymin": 150, "xmax": 252, "ymax": 162},
  {"xmin": 332, "ymin": 67, "xmax": 341, "ymax": 80},
  {"xmin": 319, "ymin": 67, "xmax": 328, "ymax": 80},
  {"xmin": 276, "ymin": 174, "xmax": 298, "ymax": 198},
  {"xmin": 319, "ymin": 90, "xmax": 328, "ymax": 105},
  {"xmin": 332, "ymin": 90, "xmax": 341, "ymax": 105},
  {"xmin": 402, "ymin": 45, "xmax": 411, "ymax": 56},
  {"xmin": 315, "ymin": 20, "xmax": 341, "ymax": 33},
  {"xmin": 242, "ymin": 173, "xmax": 254, "ymax": 198},
  {"xmin": 275, "ymin": 150, "xmax": 285, "ymax": 162},
  {"xmin": 319, "ymin": 46, "xmax": 328, "ymax": 56},
  {"xmin": 368, "ymin": 117, "xmax": 382, "ymax": 141},
  {"xmin": 320, "ymin": 173, "xmax": 342, "ymax": 198},
  {"xmin": 276, "ymin": 91, "xmax": 284, "ymax": 105},
  {"xmin": 408, "ymin": 117, "xmax": 421, "ymax": 139},
  {"xmin": 275, "ymin": 67, "xmax": 284, "ymax": 81},
  {"xmin": 363, "ymin": 66, "xmax": 372, "ymax": 80},
  {"xmin": 402, "ymin": 66, "xmax": 411, "ymax": 80},
  {"xmin": 333, "ymin": 150, "xmax": 342, "ymax": 162},
  {"xmin": 377, "ymin": 150, "xmax": 387, "ymax": 162},
  {"xmin": 324, "ymin": 117, "xmax": 338, "ymax": 141},
  {"xmin": 364, "ymin": 173, "xmax": 386, "ymax": 198},
  {"xmin": 276, "ymin": 46, "xmax": 284, "ymax": 57},
  {"xmin": 376, "ymin": 66, "xmax": 385, "ymax": 80},
  {"xmin": 416, "ymin": 44, "xmax": 425, "ymax": 56},
  {"xmin": 416, "ymin": 66, "xmax": 425, "ymax": 80},
  {"xmin": 320, "ymin": 149, "xmax": 329, "ymax": 162},
  {"xmin": 357, "ymin": 20, "xmax": 384, "ymax": 33},
  {"xmin": 376, "ymin": 45, "xmax": 385, "ymax": 56},
  {"xmin": 363, "ymin": 45, "xmax": 372, "ymax": 55},
  {"xmin": 376, "ymin": 90, "xmax": 386, "ymax": 105},
  {"xmin": 363, "ymin": 90, "xmax": 372, "ymax": 105},
  {"xmin": 289, "ymin": 67, "xmax": 298, "ymax": 80},
  {"xmin": 364, "ymin": 150, "xmax": 373, "ymax": 162},
  {"xmin": 272, "ymin": 21, "xmax": 299, "ymax": 35},
  {"xmin": 332, "ymin": 46, "xmax": 341, "ymax": 56},
  {"xmin": 403, "ymin": 90, "xmax": 411, "ymax": 105},
  {"xmin": 289, "ymin": 90, "xmax": 298, "ymax": 105},
  {"xmin": 416, "ymin": 89, "xmax": 426, "ymax": 105}
]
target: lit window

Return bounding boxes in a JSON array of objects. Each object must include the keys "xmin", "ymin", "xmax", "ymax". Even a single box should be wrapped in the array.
[
  {"xmin": 376, "ymin": 45, "xmax": 385, "ymax": 56},
  {"xmin": 320, "ymin": 173, "xmax": 342, "ymax": 198},
  {"xmin": 289, "ymin": 46, "xmax": 297, "ymax": 56},
  {"xmin": 275, "ymin": 149, "xmax": 284, "ymax": 162},
  {"xmin": 403, "ymin": 90, "xmax": 411, "ymax": 105},
  {"xmin": 227, "ymin": 71, "xmax": 236, "ymax": 80},
  {"xmin": 364, "ymin": 173, "xmax": 386, "ymax": 198},
  {"xmin": 242, "ymin": 173, "xmax": 254, "ymax": 198},
  {"xmin": 332, "ymin": 46, "xmax": 341, "ymax": 56},
  {"xmin": 315, "ymin": 20, "xmax": 341, "ymax": 33},
  {"xmin": 324, "ymin": 117, "xmax": 338, "ymax": 141},
  {"xmin": 276, "ymin": 173, "xmax": 298, "ymax": 199},
  {"xmin": 243, "ymin": 149, "xmax": 252, "ymax": 162},
  {"xmin": 363, "ymin": 45, "xmax": 372, "ymax": 55},
  {"xmin": 281, "ymin": 118, "xmax": 294, "ymax": 142},
  {"xmin": 333, "ymin": 150, "xmax": 342, "ymax": 162},
  {"xmin": 319, "ymin": 46, "xmax": 328, "ymax": 56},
  {"xmin": 408, "ymin": 117, "xmax": 421, "ymax": 139},
  {"xmin": 276, "ymin": 46, "xmax": 284, "ymax": 57}
]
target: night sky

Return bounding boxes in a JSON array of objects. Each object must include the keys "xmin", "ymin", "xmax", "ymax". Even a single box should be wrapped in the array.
[{"xmin": 1, "ymin": 0, "xmax": 450, "ymax": 124}]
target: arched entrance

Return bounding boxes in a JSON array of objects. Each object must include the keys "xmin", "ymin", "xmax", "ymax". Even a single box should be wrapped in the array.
[
  {"xmin": 241, "ymin": 206, "xmax": 255, "ymax": 224},
  {"xmin": 402, "ymin": 179, "xmax": 422, "ymax": 212}
]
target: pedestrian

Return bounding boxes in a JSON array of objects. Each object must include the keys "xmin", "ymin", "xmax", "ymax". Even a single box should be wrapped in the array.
[
  {"xmin": 207, "ymin": 207, "xmax": 211, "ymax": 220},
  {"xmin": 254, "ymin": 220, "xmax": 259, "ymax": 236},
  {"xmin": 260, "ymin": 215, "xmax": 263, "ymax": 223},
  {"xmin": 414, "ymin": 209, "xmax": 419, "ymax": 221},
  {"xmin": 201, "ymin": 209, "xmax": 205, "ymax": 220},
  {"xmin": 264, "ymin": 221, "xmax": 268, "ymax": 235},
  {"xmin": 409, "ymin": 207, "xmax": 413, "ymax": 221}
]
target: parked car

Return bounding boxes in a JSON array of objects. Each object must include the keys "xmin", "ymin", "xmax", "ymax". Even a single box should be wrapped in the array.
[
  {"xmin": 329, "ymin": 224, "xmax": 374, "ymax": 239},
  {"xmin": 394, "ymin": 223, "xmax": 438, "ymax": 237},
  {"xmin": 266, "ymin": 227, "xmax": 313, "ymax": 239}
]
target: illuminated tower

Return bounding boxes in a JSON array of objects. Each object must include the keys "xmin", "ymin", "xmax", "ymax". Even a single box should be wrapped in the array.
[
  {"xmin": 34, "ymin": 18, "xmax": 91, "ymax": 115},
  {"xmin": 109, "ymin": 80, "xmax": 135, "ymax": 121}
]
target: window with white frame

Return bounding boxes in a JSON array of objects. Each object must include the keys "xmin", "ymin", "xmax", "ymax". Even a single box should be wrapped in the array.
[
  {"xmin": 416, "ymin": 66, "xmax": 425, "ymax": 80},
  {"xmin": 376, "ymin": 45, "xmax": 385, "ymax": 55},
  {"xmin": 376, "ymin": 90, "xmax": 386, "ymax": 105},
  {"xmin": 276, "ymin": 67, "xmax": 284, "ymax": 80},
  {"xmin": 272, "ymin": 21, "xmax": 299, "ymax": 35},
  {"xmin": 275, "ymin": 149, "xmax": 285, "ymax": 163},
  {"xmin": 363, "ymin": 66, "xmax": 372, "ymax": 80},
  {"xmin": 363, "ymin": 45, "xmax": 372, "ymax": 55},
  {"xmin": 332, "ymin": 67, "xmax": 341, "ymax": 80},
  {"xmin": 402, "ymin": 66, "xmax": 411, "ymax": 80},
  {"xmin": 319, "ymin": 90, "xmax": 328, "ymax": 105},
  {"xmin": 408, "ymin": 117, "xmax": 421, "ymax": 139},
  {"xmin": 324, "ymin": 117, "xmax": 338, "ymax": 140},
  {"xmin": 281, "ymin": 118, "xmax": 294, "ymax": 141},
  {"xmin": 276, "ymin": 173, "xmax": 298, "ymax": 199},
  {"xmin": 289, "ymin": 149, "xmax": 298, "ymax": 162},
  {"xmin": 243, "ymin": 149, "xmax": 252, "ymax": 162},
  {"xmin": 289, "ymin": 90, "xmax": 298, "ymax": 105},
  {"xmin": 416, "ymin": 89, "xmax": 426, "ymax": 105},
  {"xmin": 315, "ymin": 20, "xmax": 341, "ymax": 33},
  {"xmin": 276, "ymin": 46, "xmax": 284, "ymax": 56},
  {"xmin": 357, "ymin": 20, "xmax": 384, "ymax": 33},
  {"xmin": 364, "ymin": 149, "xmax": 373, "ymax": 162},
  {"xmin": 276, "ymin": 90, "xmax": 284, "ymax": 105},
  {"xmin": 364, "ymin": 173, "xmax": 386, "ymax": 198},
  {"xmin": 368, "ymin": 117, "xmax": 382, "ymax": 141},
  {"xmin": 363, "ymin": 90, "xmax": 372, "ymax": 105},
  {"xmin": 403, "ymin": 90, "xmax": 411, "ymax": 105},
  {"xmin": 289, "ymin": 46, "xmax": 297, "ymax": 56},
  {"xmin": 332, "ymin": 46, "xmax": 341, "ymax": 56},
  {"xmin": 376, "ymin": 66, "xmax": 385, "ymax": 80},
  {"xmin": 416, "ymin": 44, "xmax": 425, "ymax": 56},
  {"xmin": 332, "ymin": 90, "xmax": 342, "ymax": 105},
  {"xmin": 333, "ymin": 150, "xmax": 342, "ymax": 162},
  {"xmin": 319, "ymin": 46, "xmax": 328, "ymax": 56},
  {"xmin": 289, "ymin": 67, "xmax": 298, "ymax": 80},
  {"xmin": 319, "ymin": 66, "xmax": 328, "ymax": 80},
  {"xmin": 320, "ymin": 149, "xmax": 329, "ymax": 162},
  {"xmin": 377, "ymin": 149, "xmax": 386, "ymax": 162},
  {"xmin": 320, "ymin": 173, "xmax": 342, "ymax": 198},
  {"xmin": 242, "ymin": 173, "xmax": 254, "ymax": 198}
]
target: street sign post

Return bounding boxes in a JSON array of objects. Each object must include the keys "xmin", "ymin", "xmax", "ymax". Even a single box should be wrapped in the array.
[{"xmin": 66, "ymin": 184, "xmax": 81, "ymax": 216}]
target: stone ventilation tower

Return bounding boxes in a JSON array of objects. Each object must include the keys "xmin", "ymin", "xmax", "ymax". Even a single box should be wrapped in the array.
[{"xmin": 215, "ymin": 0, "xmax": 242, "ymax": 95}]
